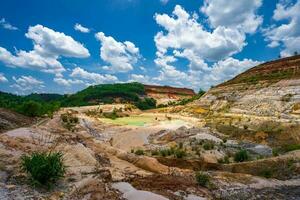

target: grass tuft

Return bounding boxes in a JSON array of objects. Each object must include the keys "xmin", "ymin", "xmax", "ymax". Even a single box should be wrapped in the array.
[{"xmin": 21, "ymin": 151, "xmax": 66, "ymax": 188}]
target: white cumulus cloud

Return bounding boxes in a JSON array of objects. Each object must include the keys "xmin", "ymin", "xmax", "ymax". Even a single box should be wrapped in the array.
[
  {"xmin": 53, "ymin": 77, "xmax": 84, "ymax": 87},
  {"xmin": 201, "ymin": 0, "xmax": 263, "ymax": 33},
  {"xmin": 152, "ymin": 5, "xmax": 261, "ymax": 90},
  {"xmin": 74, "ymin": 23, "xmax": 90, "ymax": 33},
  {"xmin": 0, "ymin": 25, "xmax": 90, "ymax": 76},
  {"xmin": 95, "ymin": 32, "xmax": 140, "ymax": 73},
  {"xmin": 199, "ymin": 57, "xmax": 261, "ymax": 88},
  {"xmin": 11, "ymin": 75, "xmax": 44, "ymax": 94},
  {"xmin": 128, "ymin": 74, "xmax": 152, "ymax": 84},
  {"xmin": 154, "ymin": 5, "xmax": 246, "ymax": 63},
  {"xmin": 265, "ymin": 0, "xmax": 300, "ymax": 57},
  {"xmin": 70, "ymin": 67, "xmax": 118, "ymax": 84}
]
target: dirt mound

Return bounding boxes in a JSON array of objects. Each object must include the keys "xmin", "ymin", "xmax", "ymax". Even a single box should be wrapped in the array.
[{"xmin": 0, "ymin": 108, "xmax": 33, "ymax": 133}]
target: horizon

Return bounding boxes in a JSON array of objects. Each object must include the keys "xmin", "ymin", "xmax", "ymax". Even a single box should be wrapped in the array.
[{"xmin": 0, "ymin": 0, "xmax": 300, "ymax": 95}]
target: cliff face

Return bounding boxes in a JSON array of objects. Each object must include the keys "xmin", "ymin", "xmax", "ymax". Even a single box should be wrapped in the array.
[
  {"xmin": 194, "ymin": 55, "xmax": 300, "ymax": 121},
  {"xmin": 143, "ymin": 84, "xmax": 196, "ymax": 104}
]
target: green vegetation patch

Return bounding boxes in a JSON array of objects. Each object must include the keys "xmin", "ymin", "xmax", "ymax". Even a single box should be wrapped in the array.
[
  {"xmin": 195, "ymin": 172, "xmax": 211, "ymax": 187},
  {"xmin": 234, "ymin": 149, "xmax": 250, "ymax": 162},
  {"xmin": 0, "ymin": 92, "xmax": 61, "ymax": 117},
  {"xmin": 61, "ymin": 113, "xmax": 79, "ymax": 131},
  {"xmin": 21, "ymin": 152, "xmax": 66, "ymax": 188},
  {"xmin": 60, "ymin": 82, "xmax": 156, "ymax": 110},
  {"xmin": 0, "ymin": 83, "xmax": 157, "ymax": 117}
]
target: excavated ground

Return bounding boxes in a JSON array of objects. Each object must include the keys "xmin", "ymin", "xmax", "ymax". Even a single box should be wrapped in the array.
[{"xmin": 0, "ymin": 104, "xmax": 299, "ymax": 200}]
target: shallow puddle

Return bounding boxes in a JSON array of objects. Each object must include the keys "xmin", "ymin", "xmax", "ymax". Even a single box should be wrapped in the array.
[{"xmin": 112, "ymin": 182, "xmax": 169, "ymax": 200}]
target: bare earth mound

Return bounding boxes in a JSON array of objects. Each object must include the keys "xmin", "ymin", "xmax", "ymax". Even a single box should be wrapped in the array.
[{"xmin": 0, "ymin": 108, "xmax": 33, "ymax": 133}]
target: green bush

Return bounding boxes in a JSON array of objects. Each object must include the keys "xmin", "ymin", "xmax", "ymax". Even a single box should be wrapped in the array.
[
  {"xmin": 134, "ymin": 149, "xmax": 144, "ymax": 156},
  {"xmin": 203, "ymin": 141, "xmax": 215, "ymax": 150},
  {"xmin": 151, "ymin": 150, "xmax": 159, "ymax": 156},
  {"xmin": 272, "ymin": 148, "xmax": 279, "ymax": 156},
  {"xmin": 159, "ymin": 149, "xmax": 168, "ymax": 157},
  {"xmin": 259, "ymin": 168, "xmax": 273, "ymax": 178},
  {"xmin": 217, "ymin": 155, "xmax": 230, "ymax": 164},
  {"xmin": 135, "ymin": 98, "xmax": 157, "ymax": 110},
  {"xmin": 21, "ymin": 152, "xmax": 66, "ymax": 187},
  {"xmin": 195, "ymin": 172, "xmax": 210, "ymax": 187},
  {"xmin": 234, "ymin": 149, "xmax": 249, "ymax": 162},
  {"xmin": 174, "ymin": 149, "xmax": 186, "ymax": 158},
  {"xmin": 103, "ymin": 110, "xmax": 119, "ymax": 120}
]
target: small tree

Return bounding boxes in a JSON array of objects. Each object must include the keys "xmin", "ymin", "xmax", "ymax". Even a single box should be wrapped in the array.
[{"xmin": 198, "ymin": 89, "xmax": 205, "ymax": 96}]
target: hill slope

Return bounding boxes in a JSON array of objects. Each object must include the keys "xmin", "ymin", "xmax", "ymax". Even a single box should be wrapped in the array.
[
  {"xmin": 144, "ymin": 84, "xmax": 195, "ymax": 104},
  {"xmin": 194, "ymin": 55, "xmax": 300, "ymax": 119}
]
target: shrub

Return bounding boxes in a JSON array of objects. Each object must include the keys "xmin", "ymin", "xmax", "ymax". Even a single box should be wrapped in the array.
[
  {"xmin": 272, "ymin": 148, "xmax": 279, "ymax": 156},
  {"xmin": 203, "ymin": 141, "xmax": 215, "ymax": 150},
  {"xmin": 21, "ymin": 152, "xmax": 66, "ymax": 187},
  {"xmin": 178, "ymin": 142, "xmax": 183, "ymax": 149},
  {"xmin": 174, "ymin": 149, "xmax": 186, "ymax": 158},
  {"xmin": 159, "ymin": 149, "xmax": 168, "ymax": 157},
  {"xmin": 195, "ymin": 172, "xmax": 210, "ymax": 187},
  {"xmin": 60, "ymin": 113, "xmax": 79, "ymax": 131},
  {"xmin": 281, "ymin": 94, "xmax": 293, "ymax": 102},
  {"xmin": 234, "ymin": 149, "xmax": 249, "ymax": 162},
  {"xmin": 151, "ymin": 150, "xmax": 159, "ymax": 156},
  {"xmin": 135, "ymin": 98, "xmax": 157, "ymax": 110},
  {"xmin": 103, "ymin": 108, "xmax": 119, "ymax": 120},
  {"xmin": 217, "ymin": 155, "xmax": 230, "ymax": 164},
  {"xmin": 260, "ymin": 168, "xmax": 273, "ymax": 178},
  {"xmin": 134, "ymin": 149, "xmax": 144, "ymax": 156}
]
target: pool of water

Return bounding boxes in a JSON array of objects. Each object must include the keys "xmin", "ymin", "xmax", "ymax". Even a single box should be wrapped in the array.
[
  {"xmin": 100, "ymin": 115, "xmax": 189, "ymax": 127},
  {"xmin": 100, "ymin": 115, "xmax": 157, "ymax": 126}
]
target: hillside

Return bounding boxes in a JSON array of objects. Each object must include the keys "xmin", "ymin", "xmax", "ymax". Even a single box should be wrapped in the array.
[
  {"xmin": 219, "ymin": 55, "xmax": 300, "ymax": 86},
  {"xmin": 189, "ymin": 55, "xmax": 300, "ymax": 148},
  {"xmin": 195, "ymin": 55, "xmax": 300, "ymax": 118},
  {"xmin": 144, "ymin": 84, "xmax": 196, "ymax": 104},
  {"xmin": 0, "ymin": 83, "xmax": 196, "ymax": 116}
]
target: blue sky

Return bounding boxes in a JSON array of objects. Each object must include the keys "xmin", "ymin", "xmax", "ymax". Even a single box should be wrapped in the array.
[{"xmin": 0, "ymin": 0, "xmax": 299, "ymax": 94}]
